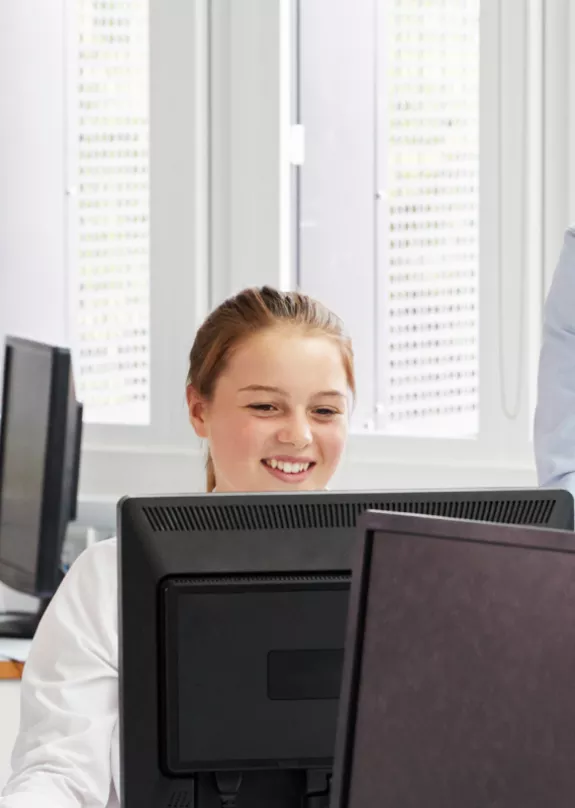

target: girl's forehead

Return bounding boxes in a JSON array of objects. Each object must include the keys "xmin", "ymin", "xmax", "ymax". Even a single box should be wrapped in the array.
[
  {"xmin": 235, "ymin": 329, "xmax": 341, "ymax": 364},
  {"xmin": 219, "ymin": 330, "xmax": 349, "ymax": 390}
]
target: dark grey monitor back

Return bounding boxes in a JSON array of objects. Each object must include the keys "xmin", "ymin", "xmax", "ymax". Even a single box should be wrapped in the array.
[
  {"xmin": 161, "ymin": 573, "xmax": 349, "ymax": 774},
  {"xmin": 331, "ymin": 511, "xmax": 575, "ymax": 808}
]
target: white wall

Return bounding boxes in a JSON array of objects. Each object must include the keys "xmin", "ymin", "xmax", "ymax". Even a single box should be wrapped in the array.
[
  {"xmin": 0, "ymin": 1, "xmax": 68, "ymax": 360},
  {"xmin": 0, "ymin": 1, "xmax": 68, "ymax": 612}
]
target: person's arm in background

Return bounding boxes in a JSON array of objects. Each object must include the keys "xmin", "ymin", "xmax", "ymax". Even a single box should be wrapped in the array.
[
  {"xmin": 534, "ymin": 226, "xmax": 575, "ymax": 500},
  {"xmin": 0, "ymin": 539, "xmax": 118, "ymax": 808}
]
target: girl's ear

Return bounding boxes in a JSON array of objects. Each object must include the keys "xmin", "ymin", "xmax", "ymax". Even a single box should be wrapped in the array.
[{"xmin": 186, "ymin": 385, "xmax": 209, "ymax": 438}]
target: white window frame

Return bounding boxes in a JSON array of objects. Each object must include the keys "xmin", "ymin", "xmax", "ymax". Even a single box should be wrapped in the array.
[
  {"xmin": 209, "ymin": 0, "xmax": 294, "ymax": 305},
  {"xmin": 76, "ymin": 0, "xmax": 211, "ymax": 502},
  {"xmin": 208, "ymin": 0, "xmax": 574, "ymax": 485}
]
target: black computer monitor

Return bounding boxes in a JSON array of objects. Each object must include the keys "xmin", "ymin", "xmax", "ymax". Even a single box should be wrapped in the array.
[
  {"xmin": 331, "ymin": 510, "xmax": 575, "ymax": 808},
  {"xmin": 118, "ymin": 488, "xmax": 573, "ymax": 808},
  {"xmin": 0, "ymin": 336, "xmax": 83, "ymax": 638}
]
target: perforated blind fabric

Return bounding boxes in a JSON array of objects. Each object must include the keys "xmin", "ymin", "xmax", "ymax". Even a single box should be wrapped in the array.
[
  {"xmin": 381, "ymin": 0, "xmax": 479, "ymax": 435},
  {"xmin": 71, "ymin": 0, "xmax": 150, "ymax": 424}
]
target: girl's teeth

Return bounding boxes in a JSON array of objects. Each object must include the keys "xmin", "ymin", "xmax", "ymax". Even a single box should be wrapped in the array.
[{"xmin": 265, "ymin": 460, "xmax": 311, "ymax": 474}]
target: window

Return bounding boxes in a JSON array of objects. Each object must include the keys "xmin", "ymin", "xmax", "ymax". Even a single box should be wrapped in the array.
[
  {"xmin": 0, "ymin": 0, "xmax": 203, "ymax": 510},
  {"xmin": 3, "ymin": 0, "xmax": 571, "ymax": 511},
  {"xmin": 210, "ymin": 0, "xmax": 568, "ymax": 481},
  {"xmin": 298, "ymin": 0, "xmax": 479, "ymax": 437},
  {"xmin": 66, "ymin": 0, "xmax": 208, "ymax": 504},
  {"xmin": 67, "ymin": 0, "xmax": 151, "ymax": 425},
  {"xmin": 378, "ymin": 1, "xmax": 479, "ymax": 437}
]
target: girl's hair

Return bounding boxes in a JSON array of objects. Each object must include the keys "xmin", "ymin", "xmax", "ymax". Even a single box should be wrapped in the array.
[{"xmin": 186, "ymin": 286, "xmax": 355, "ymax": 492}]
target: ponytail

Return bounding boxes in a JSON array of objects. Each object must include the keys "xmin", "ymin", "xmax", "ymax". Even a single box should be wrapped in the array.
[{"xmin": 206, "ymin": 450, "xmax": 216, "ymax": 492}]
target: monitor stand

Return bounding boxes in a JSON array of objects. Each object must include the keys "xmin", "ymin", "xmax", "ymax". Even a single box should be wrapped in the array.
[
  {"xmin": 194, "ymin": 769, "xmax": 332, "ymax": 807},
  {"xmin": 0, "ymin": 598, "xmax": 51, "ymax": 639}
]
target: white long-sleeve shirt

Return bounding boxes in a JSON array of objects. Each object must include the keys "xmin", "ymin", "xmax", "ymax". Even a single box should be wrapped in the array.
[{"xmin": 0, "ymin": 538, "xmax": 120, "ymax": 808}]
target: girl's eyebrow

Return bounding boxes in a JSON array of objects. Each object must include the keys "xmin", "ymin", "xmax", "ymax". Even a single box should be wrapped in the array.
[
  {"xmin": 238, "ymin": 384, "xmax": 346, "ymax": 398},
  {"xmin": 238, "ymin": 384, "xmax": 286, "ymax": 395},
  {"xmin": 312, "ymin": 389, "xmax": 347, "ymax": 399}
]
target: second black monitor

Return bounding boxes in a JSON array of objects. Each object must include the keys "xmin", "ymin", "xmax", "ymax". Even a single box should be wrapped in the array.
[{"xmin": 0, "ymin": 336, "xmax": 83, "ymax": 637}]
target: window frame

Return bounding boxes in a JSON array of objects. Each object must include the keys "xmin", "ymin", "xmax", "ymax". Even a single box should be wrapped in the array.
[
  {"xmin": 75, "ymin": 0, "xmax": 575, "ymax": 525},
  {"xmin": 72, "ymin": 0, "xmax": 211, "ymax": 497}
]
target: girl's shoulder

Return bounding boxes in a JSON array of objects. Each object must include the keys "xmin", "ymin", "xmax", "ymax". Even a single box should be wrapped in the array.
[
  {"xmin": 46, "ymin": 535, "xmax": 119, "ymax": 626},
  {"xmin": 25, "ymin": 536, "xmax": 120, "ymax": 674},
  {"xmin": 68, "ymin": 535, "xmax": 118, "ymax": 585}
]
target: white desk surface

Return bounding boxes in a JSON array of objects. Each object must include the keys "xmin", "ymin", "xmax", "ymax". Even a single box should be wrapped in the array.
[{"xmin": 0, "ymin": 639, "xmax": 32, "ymax": 663}]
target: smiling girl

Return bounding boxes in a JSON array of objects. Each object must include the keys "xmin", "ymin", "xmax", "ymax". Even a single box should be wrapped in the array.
[{"xmin": 1, "ymin": 286, "xmax": 355, "ymax": 808}]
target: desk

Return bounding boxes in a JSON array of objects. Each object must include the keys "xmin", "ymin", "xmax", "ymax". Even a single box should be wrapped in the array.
[
  {"xmin": 0, "ymin": 640, "xmax": 31, "ymax": 788},
  {"xmin": 0, "ymin": 639, "xmax": 31, "ymax": 679},
  {"xmin": 0, "ymin": 660, "xmax": 23, "ymax": 680}
]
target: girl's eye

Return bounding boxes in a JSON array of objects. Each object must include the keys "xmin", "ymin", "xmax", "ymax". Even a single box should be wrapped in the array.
[
  {"xmin": 314, "ymin": 408, "xmax": 338, "ymax": 417},
  {"xmin": 248, "ymin": 403, "xmax": 277, "ymax": 412}
]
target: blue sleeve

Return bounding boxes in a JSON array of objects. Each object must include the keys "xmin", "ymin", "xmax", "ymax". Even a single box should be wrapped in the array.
[{"xmin": 534, "ymin": 226, "xmax": 575, "ymax": 499}]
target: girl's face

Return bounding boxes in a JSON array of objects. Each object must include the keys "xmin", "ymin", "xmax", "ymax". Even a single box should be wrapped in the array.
[{"xmin": 188, "ymin": 328, "xmax": 351, "ymax": 492}]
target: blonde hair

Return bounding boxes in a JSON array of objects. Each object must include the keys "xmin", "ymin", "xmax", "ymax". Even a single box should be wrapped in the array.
[{"xmin": 186, "ymin": 286, "xmax": 355, "ymax": 492}]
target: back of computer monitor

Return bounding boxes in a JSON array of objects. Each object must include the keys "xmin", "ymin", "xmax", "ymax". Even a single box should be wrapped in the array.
[
  {"xmin": 119, "ymin": 492, "xmax": 354, "ymax": 808},
  {"xmin": 119, "ymin": 488, "xmax": 573, "ymax": 808},
  {"xmin": 331, "ymin": 510, "xmax": 575, "ymax": 808}
]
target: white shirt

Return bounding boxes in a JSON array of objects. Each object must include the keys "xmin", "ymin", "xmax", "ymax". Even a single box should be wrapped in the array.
[
  {"xmin": 0, "ymin": 538, "xmax": 120, "ymax": 808},
  {"xmin": 534, "ymin": 224, "xmax": 575, "ymax": 501}
]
